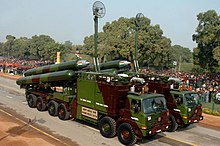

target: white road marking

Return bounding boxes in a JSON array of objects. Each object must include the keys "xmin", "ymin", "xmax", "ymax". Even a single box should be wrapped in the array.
[
  {"xmin": 22, "ymin": 101, "xmax": 27, "ymax": 104},
  {"xmin": 207, "ymin": 134, "xmax": 220, "ymax": 139},
  {"xmin": 6, "ymin": 95, "xmax": 13, "ymax": 99},
  {"xmin": 85, "ymin": 125, "xmax": 99, "ymax": 132}
]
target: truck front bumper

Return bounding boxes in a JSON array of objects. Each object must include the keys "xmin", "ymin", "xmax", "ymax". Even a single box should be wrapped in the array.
[
  {"xmin": 188, "ymin": 115, "xmax": 203, "ymax": 123},
  {"xmin": 143, "ymin": 124, "xmax": 170, "ymax": 137}
]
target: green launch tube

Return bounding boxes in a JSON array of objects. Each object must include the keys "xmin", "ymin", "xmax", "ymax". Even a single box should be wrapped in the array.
[
  {"xmin": 100, "ymin": 60, "xmax": 130, "ymax": 70},
  {"xmin": 83, "ymin": 60, "xmax": 131, "ymax": 71},
  {"xmin": 24, "ymin": 59, "xmax": 90, "ymax": 76},
  {"xmin": 16, "ymin": 70, "xmax": 75, "ymax": 85}
]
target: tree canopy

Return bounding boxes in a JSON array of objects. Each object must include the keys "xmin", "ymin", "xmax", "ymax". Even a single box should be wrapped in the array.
[
  {"xmin": 170, "ymin": 45, "xmax": 193, "ymax": 64},
  {"xmin": 83, "ymin": 16, "xmax": 172, "ymax": 69},
  {"xmin": 0, "ymin": 35, "xmax": 75, "ymax": 62},
  {"xmin": 192, "ymin": 10, "xmax": 220, "ymax": 72}
]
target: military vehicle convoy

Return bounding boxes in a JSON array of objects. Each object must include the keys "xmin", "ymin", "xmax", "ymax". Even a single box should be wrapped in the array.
[
  {"xmin": 16, "ymin": 59, "xmax": 170, "ymax": 145},
  {"xmin": 128, "ymin": 73, "xmax": 203, "ymax": 132}
]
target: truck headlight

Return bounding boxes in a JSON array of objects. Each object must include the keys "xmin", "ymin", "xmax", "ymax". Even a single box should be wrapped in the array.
[
  {"xmin": 141, "ymin": 126, "xmax": 147, "ymax": 130},
  {"xmin": 188, "ymin": 108, "xmax": 191, "ymax": 112},
  {"xmin": 195, "ymin": 109, "xmax": 198, "ymax": 113}
]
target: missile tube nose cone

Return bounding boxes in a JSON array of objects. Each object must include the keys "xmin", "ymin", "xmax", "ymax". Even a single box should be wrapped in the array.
[
  {"xmin": 85, "ymin": 61, "xmax": 90, "ymax": 65},
  {"xmin": 119, "ymin": 60, "xmax": 131, "ymax": 66},
  {"xmin": 77, "ymin": 60, "xmax": 90, "ymax": 66},
  {"xmin": 125, "ymin": 61, "xmax": 131, "ymax": 65}
]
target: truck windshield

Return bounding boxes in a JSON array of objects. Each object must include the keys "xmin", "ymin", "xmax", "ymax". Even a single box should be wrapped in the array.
[
  {"xmin": 143, "ymin": 97, "xmax": 167, "ymax": 114},
  {"xmin": 184, "ymin": 93, "xmax": 197, "ymax": 106}
]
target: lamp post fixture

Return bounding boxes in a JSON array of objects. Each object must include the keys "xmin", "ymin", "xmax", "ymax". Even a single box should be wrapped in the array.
[
  {"xmin": 94, "ymin": 15, "xmax": 99, "ymax": 72},
  {"xmin": 92, "ymin": 1, "xmax": 106, "ymax": 72},
  {"xmin": 134, "ymin": 13, "xmax": 144, "ymax": 72}
]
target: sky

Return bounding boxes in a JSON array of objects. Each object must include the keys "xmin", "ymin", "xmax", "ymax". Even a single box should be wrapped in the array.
[{"xmin": 0, "ymin": 0, "xmax": 219, "ymax": 50}]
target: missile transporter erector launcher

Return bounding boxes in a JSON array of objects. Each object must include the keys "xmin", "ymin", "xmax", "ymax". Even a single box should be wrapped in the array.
[
  {"xmin": 126, "ymin": 72, "xmax": 203, "ymax": 132},
  {"xmin": 17, "ymin": 60, "xmax": 170, "ymax": 145}
]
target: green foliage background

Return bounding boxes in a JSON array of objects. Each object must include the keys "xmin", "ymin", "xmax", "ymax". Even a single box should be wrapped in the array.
[{"xmin": 1, "ymin": 9, "xmax": 219, "ymax": 73}]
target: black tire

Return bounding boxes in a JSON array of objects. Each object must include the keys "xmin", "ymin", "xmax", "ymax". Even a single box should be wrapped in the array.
[
  {"xmin": 167, "ymin": 115, "xmax": 178, "ymax": 132},
  {"xmin": 183, "ymin": 123, "xmax": 190, "ymax": 128},
  {"xmin": 57, "ymin": 103, "xmax": 70, "ymax": 120},
  {"xmin": 27, "ymin": 94, "xmax": 37, "ymax": 108},
  {"xmin": 99, "ymin": 116, "xmax": 116, "ymax": 138},
  {"xmin": 117, "ymin": 123, "xmax": 137, "ymax": 146},
  {"xmin": 36, "ymin": 97, "xmax": 46, "ymax": 111},
  {"xmin": 146, "ymin": 133, "xmax": 157, "ymax": 139},
  {"xmin": 48, "ymin": 100, "xmax": 58, "ymax": 116}
]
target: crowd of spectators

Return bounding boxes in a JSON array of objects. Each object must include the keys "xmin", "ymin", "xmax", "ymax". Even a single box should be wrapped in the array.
[
  {"xmin": 0, "ymin": 57, "xmax": 53, "ymax": 75},
  {"xmin": 141, "ymin": 68, "xmax": 220, "ymax": 103}
]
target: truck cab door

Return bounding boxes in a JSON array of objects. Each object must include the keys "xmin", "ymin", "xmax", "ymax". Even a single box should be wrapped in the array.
[
  {"xmin": 77, "ymin": 73, "xmax": 96, "ymax": 108},
  {"xmin": 172, "ymin": 93, "xmax": 185, "ymax": 117},
  {"xmin": 130, "ymin": 99, "xmax": 142, "ymax": 123}
]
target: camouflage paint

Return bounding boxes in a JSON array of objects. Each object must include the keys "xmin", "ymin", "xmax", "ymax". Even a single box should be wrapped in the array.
[
  {"xmin": 24, "ymin": 59, "xmax": 90, "ymax": 76},
  {"xmin": 74, "ymin": 72, "xmax": 108, "ymax": 123},
  {"xmin": 16, "ymin": 70, "xmax": 75, "ymax": 85},
  {"xmin": 99, "ymin": 60, "xmax": 130, "ymax": 70},
  {"xmin": 72, "ymin": 72, "xmax": 170, "ymax": 138},
  {"xmin": 18, "ymin": 69, "xmax": 170, "ymax": 139},
  {"xmin": 127, "ymin": 93, "xmax": 169, "ymax": 137},
  {"xmin": 170, "ymin": 90, "xmax": 203, "ymax": 126},
  {"xmin": 146, "ymin": 77, "xmax": 203, "ymax": 126},
  {"xmin": 52, "ymin": 92, "xmax": 75, "ymax": 103}
]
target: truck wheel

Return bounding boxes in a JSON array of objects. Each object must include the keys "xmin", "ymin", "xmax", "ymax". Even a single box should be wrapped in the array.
[
  {"xmin": 36, "ymin": 97, "xmax": 46, "ymax": 111},
  {"xmin": 117, "ymin": 123, "xmax": 137, "ymax": 146},
  {"xmin": 146, "ymin": 133, "xmax": 157, "ymax": 139},
  {"xmin": 27, "ymin": 94, "xmax": 37, "ymax": 108},
  {"xmin": 48, "ymin": 101, "xmax": 58, "ymax": 116},
  {"xmin": 99, "ymin": 116, "xmax": 116, "ymax": 138},
  {"xmin": 167, "ymin": 115, "xmax": 178, "ymax": 132},
  {"xmin": 57, "ymin": 103, "xmax": 70, "ymax": 120},
  {"xmin": 183, "ymin": 123, "xmax": 190, "ymax": 128}
]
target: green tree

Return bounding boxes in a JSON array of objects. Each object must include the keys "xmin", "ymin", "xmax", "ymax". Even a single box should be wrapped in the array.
[
  {"xmin": 3, "ymin": 35, "xmax": 16, "ymax": 57},
  {"xmin": 170, "ymin": 45, "xmax": 193, "ymax": 63},
  {"xmin": 139, "ymin": 24, "xmax": 171, "ymax": 69},
  {"xmin": 192, "ymin": 10, "xmax": 220, "ymax": 72},
  {"xmin": 0, "ymin": 42, "xmax": 4, "ymax": 56},
  {"xmin": 1, "ymin": 35, "xmax": 80, "ymax": 62},
  {"xmin": 29, "ymin": 35, "xmax": 58, "ymax": 61},
  {"xmin": 83, "ymin": 16, "xmax": 171, "ymax": 69},
  {"xmin": 11, "ymin": 37, "xmax": 31, "ymax": 59},
  {"xmin": 61, "ymin": 41, "xmax": 74, "ymax": 61}
]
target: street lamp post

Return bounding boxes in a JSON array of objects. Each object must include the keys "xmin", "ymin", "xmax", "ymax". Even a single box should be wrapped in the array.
[
  {"xmin": 134, "ymin": 27, "xmax": 138, "ymax": 72},
  {"xmin": 92, "ymin": 1, "xmax": 106, "ymax": 72},
  {"xmin": 94, "ymin": 16, "xmax": 99, "ymax": 72},
  {"xmin": 134, "ymin": 13, "xmax": 144, "ymax": 72}
]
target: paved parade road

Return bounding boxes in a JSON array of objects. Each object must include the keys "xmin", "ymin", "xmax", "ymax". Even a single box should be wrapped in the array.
[{"xmin": 0, "ymin": 76, "xmax": 220, "ymax": 146}]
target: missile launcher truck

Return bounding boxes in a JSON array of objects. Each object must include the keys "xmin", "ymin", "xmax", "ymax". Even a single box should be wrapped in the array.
[
  {"xmin": 127, "ymin": 72, "xmax": 203, "ymax": 132},
  {"xmin": 17, "ymin": 59, "xmax": 170, "ymax": 145}
]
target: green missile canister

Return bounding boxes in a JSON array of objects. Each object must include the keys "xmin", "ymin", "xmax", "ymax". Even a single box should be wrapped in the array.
[
  {"xmin": 100, "ymin": 60, "xmax": 130, "ymax": 70},
  {"xmin": 83, "ymin": 60, "xmax": 131, "ymax": 71},
  {"xmin": 24, "ymin": 59, "xmax": 90, "ymax": 76},
  {"xmin": 16, "ymin": 70, "xmax": 75, "ymax": 85}
]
